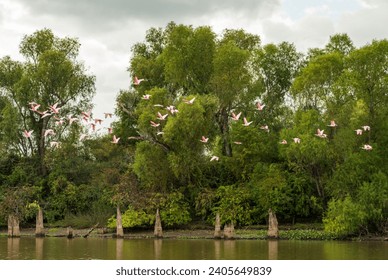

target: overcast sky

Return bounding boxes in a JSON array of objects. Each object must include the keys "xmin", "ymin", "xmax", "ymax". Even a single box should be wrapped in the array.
[{"xmin": 1, "ymin": 0, "xmax": 387, "ymax": 124}]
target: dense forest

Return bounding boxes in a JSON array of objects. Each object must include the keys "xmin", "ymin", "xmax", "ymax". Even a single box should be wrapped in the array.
[{"xmin": 1, "ymin": 23, "xmax": 387, "ymax": 237}]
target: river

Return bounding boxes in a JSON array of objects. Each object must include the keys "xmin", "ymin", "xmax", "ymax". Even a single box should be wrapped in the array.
[{"xmin": 1, "ymin": 237, "xmax": 387, "ymax": 260}]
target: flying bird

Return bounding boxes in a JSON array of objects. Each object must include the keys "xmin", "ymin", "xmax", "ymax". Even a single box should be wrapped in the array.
[
  {"xmin": 231, "ymin": 112, "xmax": 242, "ymax": 121},
  {"xmin": 362, "ymin": 125, "xmax": 370, "ymax": 131},
  {"xmin": 49, "ymin": 103, "xmax": 61, "ymax": 114},
  {"xmin": 315, "ymin": 129, "xmax": 327, "ymax": 138},
  {"xmin": 355, "ymin": 129, "xmax": 363, "ymax": 135},
  {"xmin": 111, "ymin": 135, "xmax": 120, "ymax": 144},
  {"xmin": 260, "ymin": 125, "xmax": 269, "ymax": 132},
  {"xmin": 50, "ymin": 141, "xmax": 60, "ymax": 149},
  {"xmin": 293, "ymin": 137, "xmax": 301, "ymax": 143},
  {"xmin": 23, "ymin": 130, "xmax": 33, "ymax": 138},
  {"xmin": 104, "ymin": 113, "xmax": 113, "ymax": 118},
  {"xmin": 243, "ymin": 117, "xmax": 252, "ymax": 126},
  {"xmin": 280, "ymin": 139, "xmax": 287, "ymax": 144},
  {"xmin": 200, "ymin": 136, "xmax": 209, "ymax": 143},
  {"xmin": 150, "ymin": 121, "xmax": 160, "ymax": 127},
  {"xmin": 142, "ymin": 94, "xmax": 151, "ymax": 100},
  {"xmin": 134, "ymin": 76, "xmax": 145, "ymax": 85},
  {"xmin": 44, "ymin": 129, "xmax": 55, "ymax": 137},
  {"xmin": 233, "ymin": 141, "xmax": 242, "ymax": 145},
  {"xmin": 210, "ymin": 155, "xmax": 219, "ymax": 161},
  {"xmin": 361, "ymin": 144, "xmax": 372, "ymax": 150},
  {"xmin": 157, "ymin": 112, "xmax": 168, "ymax": 121},
  {"xmin": 327, "ymin": 120, "xmax": 337, "ymax": 127},
  {"xmin": 256, "ymin": 102, "xmax": 265, "ymax": 111},
  {"xmin": 183, "ymin": 97, "xmax": 196, "ymax": 105}
]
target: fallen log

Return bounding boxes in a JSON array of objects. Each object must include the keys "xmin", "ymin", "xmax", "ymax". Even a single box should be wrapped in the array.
[{"xmin": 83, "ymin": 223, "xmax": 99, "ymax": 238}]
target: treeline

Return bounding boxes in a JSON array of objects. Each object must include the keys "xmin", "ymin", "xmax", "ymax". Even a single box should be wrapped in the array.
[{"xmin": 1, "ymin": 23, "xmax": 387, "ymax": 237}]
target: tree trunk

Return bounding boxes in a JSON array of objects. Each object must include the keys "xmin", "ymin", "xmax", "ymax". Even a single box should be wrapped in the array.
[
  {"xmin": 218, "ymin": 107, "xmax": 232, "ymax": 157},
  {"xmin": 35, "ymin": 207, "xmax": 45, "ymax": 237},
  {"xmin": 116, "ymin": 205, "xmax": 124, "ymax": 238},
  {"xmin": 267, "ymin": 209, "xmax": 279, "ymax": 238},
  {"xmin": 7, "ymin": 214, "xmax": 20, "ymax": 238},
  {"xmin": 214, "ymin": 212, "xmax": 221, "ymax": 239},
  {"xmin": 223, "ymin": 221, "xmax": 235, "ymax": 239},
  {"xmin": 154, "ymin": 208, "xmax": 163, "ymax": 238}
]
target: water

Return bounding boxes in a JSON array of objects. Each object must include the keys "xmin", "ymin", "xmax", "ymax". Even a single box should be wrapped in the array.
[{"xmin": 1, "ymin": 237, "xmax": 387, "ymax": 260}]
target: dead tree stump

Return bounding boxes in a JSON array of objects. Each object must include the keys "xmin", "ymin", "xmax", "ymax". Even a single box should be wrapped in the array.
[
  {"xmin": 116, "ymin": 205, "xmax": 124, "ymax": 238},
  {"xmin": 67, "ymin": 226, "xmax": 74, "ymax": 239},
  {"xmin": 214, "ymin": 213, "xmax": 222, "ymax": 239},
  {"xmin": 223, "ymin": 222, "xmax": 235, "ymax": 239},
  {"xmin": 267, "ymin": 209, "xmax": 279, "ymax": 238},
  {"xmin": 154, "ymin": 208, "xmax": 163, "ymax": 238},
  {"xmin": 35, "ymin": 208, "xmax": 45, "ymax": 237},
  {"xmin": 7, "ymin": 215, "xmax": 20, "ymax": 238}
]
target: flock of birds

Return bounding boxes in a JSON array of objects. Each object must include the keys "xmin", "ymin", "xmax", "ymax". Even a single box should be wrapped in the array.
[
  {"xmin": 23, "ymin": 101, "xmax": 114, "ymax": 148},
  {"xmin": 21, "ymin": 76, "xmax": 373, "ymax": 159}
]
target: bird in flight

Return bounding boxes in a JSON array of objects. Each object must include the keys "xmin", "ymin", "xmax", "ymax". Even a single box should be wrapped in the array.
[
  {"xmin": 183, "ymin": 97, "xmax": 196, "ymax": 105},
  {"xmin": 134, "ymin": 76, "xmax": 145, "ymax": 85},
  {"xmin": 315, "ymin": 129, "xmax": 327, "ymax": 138},
  {"xmin": 210, "ymin": 155, "xmax": 219, "ymax": 161},
  {"xmin": 111, "ymin": 135, "xmax": 120, "ymax": 144},
  {"xmin": 361, "ymin": 125, "xmax": 370, "ymax": 131},
  {"xmin": 355, "ymin": 129, "xmax": 363, "ymax": 135},
  {"xmin": 150, "ymin": 121, "xmax": 160, "ymax": 127},
  {"xmin": 49, "ymin": 103, "xmax": 61, "ymax": 114},
  {"xmin": 293, "ymin": 137, "xmax": 301, "ymax": 143},
  {"xmin": 280, "ymin": 139, "xmax": 287, "ymax": 145},
  {"xmin": 231, "ymin": 112, "xmax": 242, "ymax": 121},
  {"xmin": 200, "ymin": 136, "xmax": 209, "ymax": 143},
  {"xmin": 23, "ymin": 130, "xmax": 33, "ymax": 138},
  {"xmin": 157, "ymin": 112, "xmax": 168, "ymax": 121},
  {"xmin": 327, "ymin": 120, "xmax": 337, "ymax": 127},
  {"xmin": 243, "ymin": 117, "xmax": 252, "ymax": 126},
  {"xmin": 142, "ymin": 94, "xmax": 151, "ymax": 100},
  {"xmin": 256, "ymin": 102, "xmax": 265, "ymax": 111},
  {"xmin": 361, "ymin": 144, "xmax": 372, "ymax": 150},
  {"xmin": 104, "ymin": 112, "xmax": 113, "ymax": 118}
]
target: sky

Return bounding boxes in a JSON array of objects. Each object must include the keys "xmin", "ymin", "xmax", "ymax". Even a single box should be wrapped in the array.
[{"xmin": 1, "ymin": 0, "xmax": 387, "ymax": 125}]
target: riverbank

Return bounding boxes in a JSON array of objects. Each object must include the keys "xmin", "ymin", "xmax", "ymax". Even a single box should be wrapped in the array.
[{"xmin": 1, "ymin": 226, "xmax": 387, "ymax": 241}]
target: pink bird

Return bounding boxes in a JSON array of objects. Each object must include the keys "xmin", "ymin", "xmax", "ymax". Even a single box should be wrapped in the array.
[
  {"xmin": 49, "ymin": 103, "xmax": 61, "ymax": 114},
  {"xmin": 293, "ymin": 137, "xmax": 301, "ymax": 143},
  {"xmin": 23, "ymin": 130, "xmax": 33, "ymax": 138},
  {"xmin": 166, "ymin": 105, "xmax": 178, "ymax": 114},
  {"xmin": 157, "ymin": 112, "xmax": 168, "ymax": 121},
  {"xmin": 94, "ymin": 118, "xmax": 103, "ymax": 125},
  {"xmin": 231, "ymin": 112, "xmax": 242, "ymax": 121},
  {"xmin": 233, "ymin": 141, "xmax": 242, "ymax": 145},
  {"xmin": 29, "ymin": 102, "xmax": 41, "ymax": 112},
  {"xmin": 256, "ymin": 102, "xmax": 265, "ymax": 111},
  {"xmin": 40, "ymin": 111, "xmax": 52, "ymax": 119},
  {"xmin": 362, "ymin": 125, "xmax": 370, "ymax": 131},
  {"xmin": 107, "ymin": 127, "xmax": 113, "ymax": 134},
  {"xmin": 327, "ymin": 120, "xmax": 337, "ymax": 127},
  {"xmin": 200, "ymin": 136, "xmax": 209, "ymax": 143},
  {"xmin": 150, "ymin": 121, "xmax": 160, "ymax": 127},
  {"xmin": 90, "ymin": 123, "xmax": 96, "ymax": 131},
  {"xmin": 210, "ymin": 155, "xmax": 219, "ymax": 161},
  {"xmin": 361, "ymin": 144, "xmax": 372, "ymax": 150},
  {"xmin": 104, "ymin": 112, "xmax": 113, "ymax": 118},
  {"xmin": 315, "ymin": 129, "xmax": 327, "ymax": 138},
  {"xmin": 183, "ymin": 97, "xmax": 196, "ymax": 105},
  {"xmin": 81, "ymin": 111, "xmax": 92, "ymax": 120},
  {"xmin": 134, "ymin": 76, "xmax": 145, "ymax": 85},
  {"xmin": 142, "ymin": 94, "xmax": 151, "ymax": 100},
  {"xmin": 260, "ymin": 125, "xmax": 269, "ymax": 132},
  {"xmin": 111, "ymin": 135, "xmax": 120, "ymax": 144},
  {"xmin": 79, "ymin": 133, "xmax": 88, "ymax": 141},
  {"xmin": 280, "ymin": 139, "xmax": 287, "ymax": 145},
  {"xmin": 243, "ymin": 117, "xmax": 252, "ymax": 126},
  {"xmin": 355, "ymin": 129, "xmax": 363, "ymax": 135}
]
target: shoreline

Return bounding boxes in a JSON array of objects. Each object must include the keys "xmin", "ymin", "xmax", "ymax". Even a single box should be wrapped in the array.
[{"xmin": 1, "ymin": 227, "xmax": 387, "ymax": 241}]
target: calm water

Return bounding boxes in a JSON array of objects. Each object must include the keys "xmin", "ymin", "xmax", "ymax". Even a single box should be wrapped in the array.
[{"xmin": 1, "ymin": 237, "xmax": 387, "ymax": 260}]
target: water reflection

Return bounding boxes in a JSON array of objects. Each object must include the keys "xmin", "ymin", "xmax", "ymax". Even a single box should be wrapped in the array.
[
  {"xmin": 268, "ymin": 240, "xmax": 278, "ymax": 260},
  {"xmin": 7, "ymin": 238, "xmax": 20, "ymax": 259},
  {"xmin": 0, "ymin": 237, "xmax": 387, "ymax": 260}
]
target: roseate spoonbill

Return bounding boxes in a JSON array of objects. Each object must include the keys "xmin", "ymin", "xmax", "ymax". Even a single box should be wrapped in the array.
[
  {"xmin": 44, "ymin": 129, "xmax": 55, "ymax": 137},
  {"xmin": 49, "ymin": 103, "xmax": 61, "ymax": 114},
  {"xmin": 50, "ymin": 141, "xmax": 60, "ymax": 148},
  {"xmin": 210, "ymin": 156, "xmax": 219, "ymax": 161},
  {"xmin": 361, "ymin": 144, "xmax": 372, "ymax": 150},
  {"xmin": 315, "ymin": 129, "xmax": 327, "ymax": 138},
  {"xmin": 243, "ymin": 117, "xmax": 252, "ymax": 126},
  {"xmin": 231, "ymin": 112, "xmax": 242, "ymax": 121},
  {"xmin": 104, "ymin": 113, "xmax": 113, "ymax": 118},
  {"xmin": 233, "ymin": 141, "xmax": 242, "ymax": 145},
  {"xmin": 200, "ymin": 136, "xmax": 209, "ymax": 143},
  {"xmin": 29, "ymin": 103, "xmax": 41, "ymax": 112},
  {"xmin": 23, "ymin": 130, "xmax": 33, "ymax": 138},
  {"xmin": 134, "ymin": 76, "xmax": 145, "ymax": 85},
  {"xmin": 94, "ymin": 118, "xmax": 103, "ymax": 125},
  {"xmin": 107, "ymin": 127, "xmax": 113, "ymax": 134},
  {"xmin": 256, "ymin": 102, "xmax": 265, "ymax": 111},
  {"xmin": 293, "ymin": 137, "xmax": 301, "ymax": 143},
  {"xmin": 260, "ymin": 125, "xmax": 269, "ymax": 132},
  {"xmin": 111, "ymin": 135, "xmax": 120, "ymax": 144},
  {"xmin": 68, "ymin": 115, "xmax": 78, "ymax": 125},
  {"xmin": 157, "ymin": 112, "xmax": 168, "ymax": 120},
  {"xmin": 142, "ymin": 94, "xmax": 151, "ymax": 100},
  {"xmin": 362, "ymin": 125, "xmax": 370, "ymax": 131},
  {"xmin": 280, "ymin": 139, "xmax": 287, "ymax": 144},
  {"xmin": 150, "ymin": 121, "xmax": 160, "ymax": 127},
  {"xmin": 355, "ymin": 129, "xmax": 363, "ymax": 135},
  {"xmin": 183, "ymin": 97, "xmax": 196, "ymax": 105}
]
